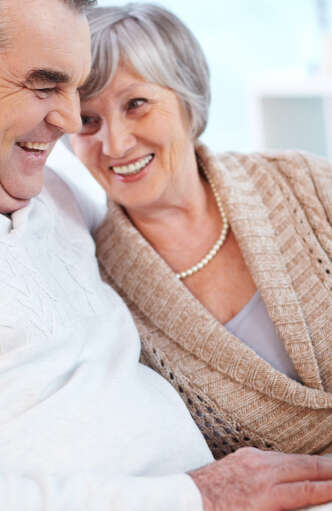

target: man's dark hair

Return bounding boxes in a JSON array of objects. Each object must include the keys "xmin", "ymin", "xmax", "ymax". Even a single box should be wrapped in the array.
[{"xmin": 62, "ymin": 0, "xmax": 97, "ymax": 13}]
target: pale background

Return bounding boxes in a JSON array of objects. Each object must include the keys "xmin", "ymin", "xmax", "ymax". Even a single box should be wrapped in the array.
[{"xmin": 48, "ymin": 0, "xmax": 332, "ymax": 201}]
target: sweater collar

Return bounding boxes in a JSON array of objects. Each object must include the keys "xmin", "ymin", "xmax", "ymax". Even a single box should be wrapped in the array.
[
  {"xmin": 0, "ymin": 214, "xmax": 12, "ymax": 235},
  {"xmin": 0, "ymin": 202, "xmax": 33, "ymax": 237},
  {"xmin": 96, "ymin": 143, "xmax": 332, "ymax": 408},
  {"xmin": 202, "ymin": 145, "xmax": 323, "ymax": 390}
]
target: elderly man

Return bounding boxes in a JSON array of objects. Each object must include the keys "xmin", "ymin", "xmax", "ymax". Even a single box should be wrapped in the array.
[{"xmin": 1, "ymin": 0, "xmax": 332, "ymax": 510}]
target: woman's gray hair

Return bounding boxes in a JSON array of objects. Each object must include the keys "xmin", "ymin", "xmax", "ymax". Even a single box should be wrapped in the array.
[{"xmin": 81, "ymin": 3, "xmax": 211, "ymax": 139}]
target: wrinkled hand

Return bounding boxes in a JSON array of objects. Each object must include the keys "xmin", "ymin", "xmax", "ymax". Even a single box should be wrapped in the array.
[{"xmin": 190, "ymin": 447, "xmax": 332, "ymax": 511}]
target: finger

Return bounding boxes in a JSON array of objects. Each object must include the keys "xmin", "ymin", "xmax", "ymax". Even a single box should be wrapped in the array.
[
  {"xmin": 273, "ymin": 454, "xmax": 332, "ymax": 484},
  {"xmin": 274, "ymin": 480, "xmax": 332, "ymax": 510}
]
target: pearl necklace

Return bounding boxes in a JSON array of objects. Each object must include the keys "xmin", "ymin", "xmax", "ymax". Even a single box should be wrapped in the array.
[{"xmin": 175, "ymin": 159, "xmax": 229, "ymax": 280}]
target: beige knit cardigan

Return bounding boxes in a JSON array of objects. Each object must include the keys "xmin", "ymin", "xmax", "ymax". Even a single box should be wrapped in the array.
[{"xmin": 95, "ymin": 143, "xmax": 332, "ymax": 459}]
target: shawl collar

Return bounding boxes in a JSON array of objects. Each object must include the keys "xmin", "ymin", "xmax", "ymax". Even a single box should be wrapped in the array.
[{"xmin": 95, "ymin": 143, "xmax": 332, "ymax": 409}]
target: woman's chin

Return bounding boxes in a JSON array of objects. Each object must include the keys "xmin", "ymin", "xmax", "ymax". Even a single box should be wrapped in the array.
[{"xmin": 111, "ymin": 188, "xmax": 160, "ymax": 212}]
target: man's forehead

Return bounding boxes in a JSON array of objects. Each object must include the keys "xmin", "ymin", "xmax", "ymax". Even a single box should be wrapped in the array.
[
  {"xmin": 2, "ymin": 0, "xmax": 91, "ymax": 85},
  {"xmin": 3, "ymin": 0, "xmax": 87, "ymax": 46}
]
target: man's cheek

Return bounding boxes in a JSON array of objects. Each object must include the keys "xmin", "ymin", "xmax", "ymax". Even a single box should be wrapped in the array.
[{"xmin": 0, "ymin": 133, "xmax": 12, "ymax": 158}]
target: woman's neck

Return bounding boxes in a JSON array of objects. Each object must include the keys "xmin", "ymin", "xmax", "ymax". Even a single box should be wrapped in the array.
[{"xmin": 125, "ymin": 166, "xmax": 222, "ymax": 268}]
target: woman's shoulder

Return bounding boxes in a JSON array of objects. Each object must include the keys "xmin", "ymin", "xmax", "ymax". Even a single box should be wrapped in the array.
[
  {"xmin": 221, "ymin": 149, "xmax": 331, "ymax": 180},
  {"xmin": 215, "ymin": 150, "xmax": 332, "ymax": 237},
  {"xmin": 217, "ymin": 149, "xmax": 332, "ymax": 202}
]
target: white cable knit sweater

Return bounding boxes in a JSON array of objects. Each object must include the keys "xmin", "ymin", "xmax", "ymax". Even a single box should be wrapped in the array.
[{"xmin": 0, "ymin": 167, "xmax": 212, "ymax": 510}]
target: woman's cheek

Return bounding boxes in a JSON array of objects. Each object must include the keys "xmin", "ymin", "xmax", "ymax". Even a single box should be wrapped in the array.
[{"xmin": 94, "ymin": 168, "xmax": 111, "ymax": 193}]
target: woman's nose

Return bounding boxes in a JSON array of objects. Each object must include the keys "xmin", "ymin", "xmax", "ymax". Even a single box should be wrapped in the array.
[{"xmin": 102, "ymin": 116, "xmax": 136, "ymax": 159}]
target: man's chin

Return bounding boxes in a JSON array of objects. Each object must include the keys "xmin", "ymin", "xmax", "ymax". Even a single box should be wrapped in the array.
[
  {"xmin": 0, "ymin": 191, "xmax": 30, "ymax": 215},
  {"xmin": 0, "ymin": 177, "xmax": 44, "ymax": 214}
]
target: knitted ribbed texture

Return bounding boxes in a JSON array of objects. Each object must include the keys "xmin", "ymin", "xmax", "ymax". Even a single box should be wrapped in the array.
[{"xmin": 95, "ymin": 144, "xmax": 332, "ymax": 459}]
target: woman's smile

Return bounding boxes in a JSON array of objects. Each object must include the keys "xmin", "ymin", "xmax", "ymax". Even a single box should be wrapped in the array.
[{"xmin": 110, "ymin": 153, "xmax": 154, "ymax": 182}]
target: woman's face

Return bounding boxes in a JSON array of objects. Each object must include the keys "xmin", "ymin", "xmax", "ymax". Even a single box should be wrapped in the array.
[{"xmin": 71, "ymin": 65, "xmax": 195, "ymax": 210}]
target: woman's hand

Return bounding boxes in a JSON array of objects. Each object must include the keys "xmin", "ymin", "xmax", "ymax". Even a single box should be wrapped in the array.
[{"xmin": 190, "ymin": 447, "xmax": 332, "ymax": 511}]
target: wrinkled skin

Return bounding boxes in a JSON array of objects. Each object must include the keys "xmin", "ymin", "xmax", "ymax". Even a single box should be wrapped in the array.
[
  {"xmin": 0, "ymin": 0, "xmax": 91, "ymax": 213},
  {"xmin": 191, "ymin": 447, "xmax": 332, "ymax": 511}
]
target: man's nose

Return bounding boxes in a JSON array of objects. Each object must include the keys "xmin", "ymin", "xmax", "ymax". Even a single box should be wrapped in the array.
[{"xmin": 45, "ymin": 91, "xmax": 82, "ymax": 134}]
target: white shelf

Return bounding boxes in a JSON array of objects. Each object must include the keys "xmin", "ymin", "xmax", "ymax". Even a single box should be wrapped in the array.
[{"xmin": 248, "ymin": 71, "xmax": 332, "ymax": 160}]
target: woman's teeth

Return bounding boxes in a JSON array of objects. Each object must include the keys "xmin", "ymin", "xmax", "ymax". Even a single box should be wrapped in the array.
[
  {"xmin": 112, "ymin": 154, "xmax": 153, "ymax": 175},
  {"xmin": 17, "ymin": 142, "xmax": 49, "ymax": 151}
]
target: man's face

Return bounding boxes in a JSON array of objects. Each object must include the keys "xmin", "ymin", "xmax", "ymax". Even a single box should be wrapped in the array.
[{"xmin": 0, "ymin": 0, "xmax": 91, "ymax": 213}]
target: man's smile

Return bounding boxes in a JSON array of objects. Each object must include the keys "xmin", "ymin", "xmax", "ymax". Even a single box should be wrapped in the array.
[{"xmin": 16, "ymin": 141, "xmax": 50, "ymax": 151}]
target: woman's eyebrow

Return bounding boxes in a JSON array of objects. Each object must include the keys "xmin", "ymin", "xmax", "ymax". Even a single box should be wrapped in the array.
[{"xmin": 25, "ymin": 68, "xmax": 70, "ymax": 85}]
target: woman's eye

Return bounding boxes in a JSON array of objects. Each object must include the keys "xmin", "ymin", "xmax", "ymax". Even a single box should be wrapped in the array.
[
  {"xmin": 79, "ymin": 115, "xmax": 100, "ymax": 135},
  {"xmin": 127, "ymin": 98, "xmax": 147, "ymax": 111}
]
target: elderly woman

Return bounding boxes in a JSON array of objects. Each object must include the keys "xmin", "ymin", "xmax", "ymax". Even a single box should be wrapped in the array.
[{"xmin": 71, "ymin": 3, "xmax": 332, "ymax": 460}]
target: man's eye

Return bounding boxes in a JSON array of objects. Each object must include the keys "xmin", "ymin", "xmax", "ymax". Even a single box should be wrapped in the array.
[
  {"xmin": 34, "ymin": 87, "xmax": 56, "ymax": 99},
  {"xmin": 127, "ymin": 98, "xmax": 147, "ymax": 111},
  {"xmin": 80, "ymin": 115, "xmax": 100, "ymax": 135}
]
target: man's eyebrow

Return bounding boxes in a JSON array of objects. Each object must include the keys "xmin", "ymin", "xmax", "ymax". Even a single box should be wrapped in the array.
[{"xmin": 25, "ymin": 68, "xmax": 70, "ymax": 85}]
